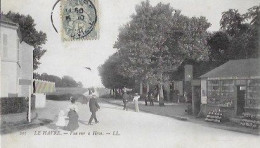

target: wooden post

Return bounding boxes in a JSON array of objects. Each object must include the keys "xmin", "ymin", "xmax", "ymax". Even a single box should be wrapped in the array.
[
  {"xmin": 159, "ymin": 73, "xmax": 164, "ymax": 106},
  {"xmin": 28, "ymin": 86, "xmax": 31, "ymax": 122}
]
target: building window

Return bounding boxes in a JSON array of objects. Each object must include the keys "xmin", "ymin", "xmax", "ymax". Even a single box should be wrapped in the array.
[
  {"xmin": 3, "ymin": 34, "xmax": 8, "ymax": 57},
  {"xmin": 207, "ymin": 80, "xmax": 234, "ymax": 107}
]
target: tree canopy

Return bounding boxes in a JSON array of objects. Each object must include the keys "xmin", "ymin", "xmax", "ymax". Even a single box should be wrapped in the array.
[
  {"xmin": 112, "ymin": 1, "xmax": 210, "ymax": 84},
  {"xmin": 208, "ymin": 5, "xmax": 259, "ymax": 61},
  {"xmin": 5, "ymin": 11, "xmax": 47, "ymax": 70},
  {"xmin": 33, "ymin": 73, "xmax": 83, "ymax": 88},
  {"xmin": 98, "ymin": 53, "xmax": 135, "ymax": 89},
  {"xmin": 99, "ymin": 1, "xmax": 211, "ymax": 100}
]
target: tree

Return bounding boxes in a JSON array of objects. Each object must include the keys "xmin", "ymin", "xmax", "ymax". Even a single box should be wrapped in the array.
[
  {"xmin": 5, "ymin": 11, "xmax": 47, "ymax": 70},
  {"xmin": 77, "ymin": 82, "xmax": 83, "ymax": 88},
  {"xmin": 61, "ymin": 76, "xmax": 79, "ymax": 87},
  {"xmin": 98, "ymin": 53, "xmax": 134, "ymax": 90},
  {"xmin": 114, "ymin": 1, "xmax": 210, "ymax": 104},
  {"xmin": 33, "ymin": 73, "xmax": 83, "ymax": 87},
  {"xmin": 207, "ymin": 31, "xmax": 230, "ymax": 61},
  {"xmin": 208, "ymin": 5, "xmax": 259, "ymax": 61}
]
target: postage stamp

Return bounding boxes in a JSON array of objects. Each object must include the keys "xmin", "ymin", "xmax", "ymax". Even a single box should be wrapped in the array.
[{"xmin": 60, "ymin": 0, "xmax": 99, "ymax": 41}]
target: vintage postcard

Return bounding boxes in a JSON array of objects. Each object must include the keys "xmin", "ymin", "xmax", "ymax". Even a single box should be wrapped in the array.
[{"xmin": 1, "ymin": 0, "xmax": 260, "ymax": 148}]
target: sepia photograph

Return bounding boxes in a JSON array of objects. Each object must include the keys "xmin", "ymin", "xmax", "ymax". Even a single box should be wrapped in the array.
[{"xmin": 0, "ymin": 0, "xmax": 260, "ymax": 147}]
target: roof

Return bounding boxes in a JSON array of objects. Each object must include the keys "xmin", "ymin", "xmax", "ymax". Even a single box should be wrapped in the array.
[
  {"xmin": 171, "ymin": 60, "xmax": 223, "ymax": 81},
  {"xmin": 0, "ymin": 14, "xmax": 22, "ymax": 41},
  {"xmin": 0, "ymin": 15, "xmax": 19, "ymax": 27},
  {"xmin": 200, "ymin": 58, "xmax": 260, "ymax": 79}
]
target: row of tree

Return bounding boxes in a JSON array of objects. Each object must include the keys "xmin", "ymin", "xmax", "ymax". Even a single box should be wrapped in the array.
[
  {"xmin": 99, "ymin": 1, "xmax": 259, "ymax": 102},
  {"xmin": 33, "ymin": 73, "xmax": 83, "ymax": 88}
]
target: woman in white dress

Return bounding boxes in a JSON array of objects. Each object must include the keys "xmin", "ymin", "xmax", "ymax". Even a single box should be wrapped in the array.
[
  {"xmin": 133, "ymin": 93, "xmax": 140, "ymax": 112},
  {"xmin": 55, "ymin": 110, "xmax": 66, "ymax": 128}
]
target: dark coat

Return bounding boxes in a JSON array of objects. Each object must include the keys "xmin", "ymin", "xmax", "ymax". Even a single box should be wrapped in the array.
[
  {"xmin": 65, "ymin": 110, "xmax": 79, "ymax": 131},
  {"xmin": 122, "ymin": 93, "xmax": 128, "ymax": 103},
  {"xmin": 89, "ymin": 98, "xmax": 100, "ymax": 112}
]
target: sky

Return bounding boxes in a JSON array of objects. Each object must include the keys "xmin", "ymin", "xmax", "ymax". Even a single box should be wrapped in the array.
[{"xmin": 2, "ymin": 0, "xmax": 259, "ymax": 87}]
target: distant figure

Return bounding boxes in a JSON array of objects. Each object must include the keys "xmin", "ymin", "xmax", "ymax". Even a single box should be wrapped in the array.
[
  {"xmin": 65, "ymin": 97, "xmax": 79, "ymax": 131},
  {"xmin": 144, "ymin": 93, "xmax": 148, "ymax": 106},
  {"xmin": 88, "ymin": 94, "xmax": 100, "ymax": 125},
  {"xmin": 153, "ymin": 87, "xmax": 158, "ymax": 102},
  {"xmin": 133, "ymin": 93, "xmax": 140, "ymax": 112},
  {"xmin": 56, "ymin": 110, "xmax": 66, "ymax": 128},
  {"xmin": 148, "ymin": 91, "xmax": 154, "ymax": 106},
  {"xmin": 122, "ymin": 92, "xmax": 129, "ymax": 111}
]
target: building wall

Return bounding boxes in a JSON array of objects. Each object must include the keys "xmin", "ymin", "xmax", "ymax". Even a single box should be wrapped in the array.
[
  {"xmin": 0, "ymin": 23, "xmax": 20, "ymax": 97},
  {"xmin": 19, "ymin": 42, "xmax": 33, "ymax": 97},
  {"xmin": 173, "ymin": 81, "xmax": 183, "ymax": 95}
]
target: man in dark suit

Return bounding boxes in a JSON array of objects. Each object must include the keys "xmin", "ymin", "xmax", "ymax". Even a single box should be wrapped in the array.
[
  {"xmin": 122, "ymin": 92, "xmax": 129, "ymax": 110},
  {"xmin": 88, "ymin": 94, "xmax": 100, "ymax": 125}
]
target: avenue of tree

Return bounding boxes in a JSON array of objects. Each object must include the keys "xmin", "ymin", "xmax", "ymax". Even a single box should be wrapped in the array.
[{"xmin": 99, "ymin": 1, "xmax": 260, "ymax": 101}]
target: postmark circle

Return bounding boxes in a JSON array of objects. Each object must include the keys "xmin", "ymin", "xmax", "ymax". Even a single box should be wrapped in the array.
[{"xmin": 62, "ymin": 0, "xmax": 97, "ymax": 40}]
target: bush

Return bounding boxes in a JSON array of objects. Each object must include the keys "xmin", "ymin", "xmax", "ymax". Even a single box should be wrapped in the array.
[
  {"xmin": 46, "ymin": 94, "xmax": 71, "ymax": 101},
  {"xmin": 0, "ymin": 97, "xmax": 35, "ymax": 115},
  {"xmin": 99, "ymin": 94, "xmax": 113, "ymax": 98},
  {"xmin": 46, "ymin": 94, "xmax": 86, "ymax": 101}
]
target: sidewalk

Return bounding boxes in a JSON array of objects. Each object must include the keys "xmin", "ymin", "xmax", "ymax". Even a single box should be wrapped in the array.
[
  {"xmin": 101, "ymin": 98, "xmax": 260, "ymax": 135},
  {"xmin": 0, "ymin": 100, "xmax": 66, "ymax": 135},
  {"xmin": 0, "ymin": 111, "xmax": 49, "ymax": 135}
]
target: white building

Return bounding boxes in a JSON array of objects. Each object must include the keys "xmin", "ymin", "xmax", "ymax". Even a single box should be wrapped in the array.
[
  {"xmin": 19, "ymin": 42, "xmax": 33, "ymax": 97},
  {"xmin": 0, "ymin": 16, "xmax": 33, "ymax": 98}
]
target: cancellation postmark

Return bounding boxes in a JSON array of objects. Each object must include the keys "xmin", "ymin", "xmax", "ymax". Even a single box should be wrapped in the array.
[{"xmin": 60, "ymin": 0, "xmax": 98, "ymax": 41}]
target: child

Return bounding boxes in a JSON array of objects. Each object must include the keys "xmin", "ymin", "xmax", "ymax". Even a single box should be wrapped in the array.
[
  {"xmin": 55, "ymin": 110, "xmax": 66, "ymax": 128},
  {"xmin": 65, "ymin": 97, "xmax": 79, "ymax": 131}
]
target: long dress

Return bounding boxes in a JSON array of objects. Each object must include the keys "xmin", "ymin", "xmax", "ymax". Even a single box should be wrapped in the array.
[
  {"xmin": 65, "ymin": 104, "xmax": 79, "ymax": 131},
  {"xmin": 133, "ymin": 96, "xmax": 140, "ymax": 112},
  {"xmin": 65, "ymin": 109, "xmax": 79, "ymax": 131},
  {"xmin": 56, "ymin": 110, "xmax": 66, "ymax": 127}
]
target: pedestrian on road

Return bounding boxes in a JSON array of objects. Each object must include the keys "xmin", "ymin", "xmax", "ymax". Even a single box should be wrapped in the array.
[
  {"xmin": 55, "ymin": 110, "xmax": 66, "ymax": 129},
  {"xmin": 122, "ymin": 91, "xmax": 129, "ymax": 111},
  {"xmin": 133, "ymin": 93, "xmax": 140, "ymax": 112},
  {"xmin": 88, "ymin": 93, "xmax": 100, "ymax": 125},
  {"xmin": 148, "ymin": 91, "xmax": 154, "ymax": 106},
  {"xmin": 144, "ymin": 93, "xmax": 148, "ymax": 106},
  {"xmin": 65, "ymin": 97, "xmax": 79, "ymax": 132}
]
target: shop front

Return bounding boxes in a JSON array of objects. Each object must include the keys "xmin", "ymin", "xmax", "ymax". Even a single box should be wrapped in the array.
[
  {"xmin": 202, "ymin": 79, "xmax": 260, "ymax": 117},
  {"xmin": 200, "ymin": 59, "xmax": 260, "ymax": 120}
]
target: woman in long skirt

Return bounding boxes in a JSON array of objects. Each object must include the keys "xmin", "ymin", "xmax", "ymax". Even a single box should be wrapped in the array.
[
  {"xmin": 65, "ymin": 97, "xmax": 79, "ymax": 132},
  {"xmin": 133, "ymin": 93, "xmax": 140, "ymax": 112}
]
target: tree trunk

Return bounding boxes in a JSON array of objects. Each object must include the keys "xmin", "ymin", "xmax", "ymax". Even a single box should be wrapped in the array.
[
  {"xmin": 159, "ymin": 73, "xmax": 164, "ymax": 106},
  {"xmin": 140, "ymin": 81, "xmax": 143, "ymax": 95},
  {"xmin": 146, "ymin": 82, "xmax": 149, "ymax": 94},
  {"xmin": 112, "ymin": 89, "xmax": 115, "ymax": 98},
  {"xmin": 164, "ymin": 83, "xmax": 170, "ymax": 101}
]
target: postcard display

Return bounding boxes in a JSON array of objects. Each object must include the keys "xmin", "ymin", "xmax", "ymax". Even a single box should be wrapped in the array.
[
  {"xmin": 242, "ymin": 79, "xmax": 260, "ymax": 128},
  {"xmin": 240, "ymin": 113, "xmax": 259, "ymax": 129},
  {"xmin": 246, "ymin": 79, "xmax": 260, "ymax": 109},
  {"xmin": 207, "ymin": 80, "xmax": 234, "ymax": 107},
  {"xmin": 205, "ymin": 109, "xmax": 223, "ymax": 123},
  {"xmin": 206, "ymin": 79, "xmax": 260, "ymax": 127}
]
